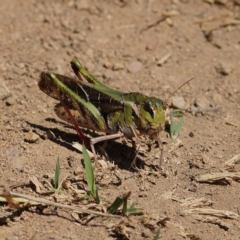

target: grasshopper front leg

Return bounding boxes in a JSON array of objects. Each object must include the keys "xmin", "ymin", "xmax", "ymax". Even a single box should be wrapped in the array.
[
  {"xmin": 90, "ymin": 132, "xmax": 124, "ymax": 166},
  {"xmin": 156, "ymin": 134, "xmax": 164, "ymax": 170}
]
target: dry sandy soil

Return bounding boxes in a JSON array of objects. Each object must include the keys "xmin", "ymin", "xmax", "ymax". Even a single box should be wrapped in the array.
[{"xmin": 1, "ymin": 0, "xmax": 240, "ymax": 239}]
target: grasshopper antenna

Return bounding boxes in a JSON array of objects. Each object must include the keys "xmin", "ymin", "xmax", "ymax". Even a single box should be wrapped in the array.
[{"xmin": 163, "ymin": 77, "xmax": 195, "ymax": 108}]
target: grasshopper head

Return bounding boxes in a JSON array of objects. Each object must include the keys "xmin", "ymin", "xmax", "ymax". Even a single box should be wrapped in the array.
[{"xmin": 139, "ymin": 97, "xmax": 165, "ymax": 136}]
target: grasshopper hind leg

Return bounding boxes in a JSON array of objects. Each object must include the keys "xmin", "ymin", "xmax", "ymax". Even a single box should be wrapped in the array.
[
  {"xmin": 55, "ymin": 103, "xmax": 125, "ymax": 166},
  {"xmin": 54, "ymin": 104, "xmax": 98, "ymax": 131},
  {"xmin": 54, "ymin": 103, "xmax": 85, "ymax": 125}
]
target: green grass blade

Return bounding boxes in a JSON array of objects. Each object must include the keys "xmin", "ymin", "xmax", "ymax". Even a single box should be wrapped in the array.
[
  {"xmin": 82, "ymin": 144, "xmax": 99, "ymax": 203},
  {"xmin": 95, "ymin": 187, "xmax": 100, "ymax": 204},
  {"xmin": 53, "ymin": 157, "xmax": 60, "ymax": 189},
  {"xmin": 170, "ymin": 110, "xmax": 184, "ymax": 143},
  {"xmin": 122, "ymin": 197, "xmax": 128, "ymax": 215},
  {"xmin": 108, "ymin": 196, "xmax": 125, "ymax": 214},
  {"xmin": 108, "ymin": 192, "xmax": 133, "ymax": 215},
  {"xmin": 153, "ymin": 228, "xmax": 161, "ymax": 240},
  {"xmin": 127, "ymin": 202, "xmax": 144, "ymax": 215}
]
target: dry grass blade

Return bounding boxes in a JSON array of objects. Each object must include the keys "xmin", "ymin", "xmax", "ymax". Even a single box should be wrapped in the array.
[
  {"xmin": 170, "ymin": 222, "xmax": 201, "ymax": 240},
  {"xmin": 180, "ymin": 197, "xmax": 214, "ymax": 208},
  {"xmin": 199, "ymin": 16, "xmax": 240, "ymax": 39},
  {"xmin": 0, "ymin": 81, "xmax": 11, "ymax": 100},
  {"xmin": 29, "ymin": 176, "xmax": 44, "ymax": 193},
  {"xmin": 195, "ymin": 172, "xmax": 240, "ymax": 183},
  {"xmin": 157, "ymin": 53, "xmax": 172, "ymax": 66},
  {"xmin": 224, "ymin": 154, "xmax": 240, "ymax": 170},
  {"xmin": 182, "ymin": 208, "xmax": 239, "ymax": 220}
]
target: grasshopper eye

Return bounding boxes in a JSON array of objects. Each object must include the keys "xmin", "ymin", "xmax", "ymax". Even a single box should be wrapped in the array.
[{"xmin": 144, "ymin": 102, "xmax": 154, "ymax": 119}]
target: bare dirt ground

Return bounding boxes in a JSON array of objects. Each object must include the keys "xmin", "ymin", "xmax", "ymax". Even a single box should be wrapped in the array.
[{"xmin": 1, "ymin": 0, "xmax": 240, "ymax": 239}]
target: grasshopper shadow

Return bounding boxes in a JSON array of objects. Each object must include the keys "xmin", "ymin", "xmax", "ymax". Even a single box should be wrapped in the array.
[{"xmin": 27, "ymin": 119, "xmax": 154, "ymax": 171}]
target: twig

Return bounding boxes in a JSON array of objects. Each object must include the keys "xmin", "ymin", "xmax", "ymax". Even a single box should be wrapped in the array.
[
  {"xmin": 9, "ymin": 181, "xmax": 31, "ymax": 189},
  {"xmin": 139, "ymin": 16, "xmax": 166, "ymax": 34},
  {"xmin": 6, "ymin": 191, "xmax": 120, "ymax": 218}
]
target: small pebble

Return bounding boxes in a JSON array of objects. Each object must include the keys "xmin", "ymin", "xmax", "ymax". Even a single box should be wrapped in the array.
[
  {"xmin": 189, "ymin": 132, "xmax": 194, "ymax": 138},
  {"xmin": 5, "ymin": 97, "xmax": 15, "ymax": 106},
  {"xmin": 103, "ymin": 60, "xmax": 112, "ymax": 69},
  {"xmin": 146, "ymin": 43, "xmax": 157, "ymax": 51},
  {"xmin": 171, "ymin": 96, "xmax": 186, "ymax": 109},
  {"xmin": 215, "ymin": 62, "xmax": 234, "ymax": 76},
  {"xmin": 24, "ymin": 131, "xmax": 39, "ymax": 143},
  {"xmin": 127, "ymin": 60, "xmax": 142, "ymax": 73},
  {"xmin": 16, "ymin": 62, "xmax": 25, "ymax": 69},
  {"xmin": 6, "ymin": 236, "xmax": 19, "ymax": 240},
  {"xmin": 212, "ymin": 92, "xmax": 223, "ymax": 104},
  {"xmin": 188, "ymin": 185, "xmax": 197, "ymax": 192},
  {"xmin": 74, "ymin": 166, "xmax": 83, "ymax": 176},
  {"xmin": 195, "ymin": 96, "xmax": 211, "ymax": 109},
  {"xmin": 166, "ymin": 17, "xmax": 173, "ymax": 26},
  {"xmin": 112, "ymin": 62, "xmax": 124, "ymax": 71},
  {"xmin": 141, "ymin": 230, "xmax": 151, "ymax": 238},
  {"xmin": 67, "ymin": 156, "xmax": 77, "ymax": 168}
]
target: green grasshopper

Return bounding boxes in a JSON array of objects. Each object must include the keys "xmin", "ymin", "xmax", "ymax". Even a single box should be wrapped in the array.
[{"xmin": 39, "ymin": 58, "xmax": 187, "ymax": 170}]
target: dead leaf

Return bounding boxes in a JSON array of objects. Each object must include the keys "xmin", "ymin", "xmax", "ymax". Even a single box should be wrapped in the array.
[
  {"xmin": 29, "ymin": 175, "xmax": 44, "ymax": 193},
  {"xmin": 0, "ymin": 186, "xmax": 20, "ymax": 208}
]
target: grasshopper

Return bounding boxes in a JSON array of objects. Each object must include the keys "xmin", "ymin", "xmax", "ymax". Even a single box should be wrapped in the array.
[{"xmin": 39, "ymin": 58, "xmax": 188, "ymax": 170}]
